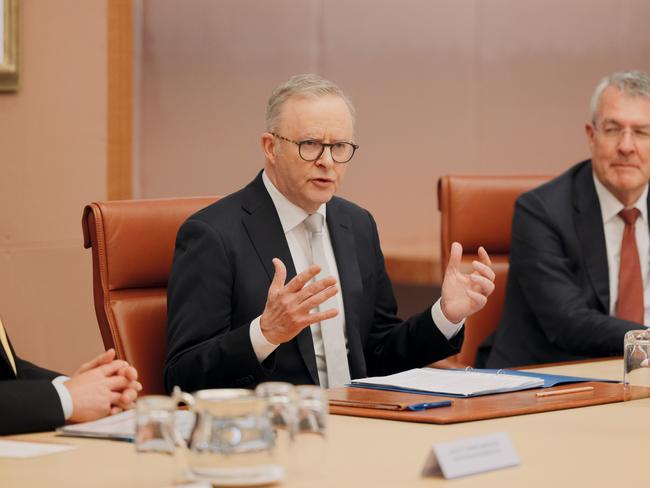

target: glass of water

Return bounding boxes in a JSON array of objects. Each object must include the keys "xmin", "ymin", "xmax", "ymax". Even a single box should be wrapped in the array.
[
  {"xmin": 134, "ymin": 395, "xmax": 188, "ymax": 485},
  {"xmin": 255, "ymin": 382, "xmax": 297, "ymax": 432},
  {"xmin": 291, "ymin": 385, "xmax": 328, "ymax": 472},
  {"xmin": 255, "ymin": 382, "xmax": 297, "ymax": 453},
  {"xmin": 135, "ymin": 395, "xmax": 178, "ymax": 453},
  {"xmin": 624, "ymin": 330, "xmax": 650, "ymax": 401}
]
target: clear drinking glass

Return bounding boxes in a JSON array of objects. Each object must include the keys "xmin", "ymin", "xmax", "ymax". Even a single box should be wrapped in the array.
[
  {"xmin": 624, "ymin": 330, "xmax": 650, "ymax": 401},
  {"xmin": 255, "ymin": 382, "xmax": 297, "ymax": 454},
  {"xmin": 255, "ymin": 382, "xmax": 297, "ymax": 432},
  {"xmin": 135, "ymin": 395, "xmax": 178, "ymax": 453},
  {"xmin": 291, "ymin": 385, "xmax": 328, "ymax": 473},
  {"xmin": 134, "ymin": 395, "xmax": 187, "ymax": 485},
  {"xmin": 294, "ymin": 385, "xmax": 328, "ymax": 437}
]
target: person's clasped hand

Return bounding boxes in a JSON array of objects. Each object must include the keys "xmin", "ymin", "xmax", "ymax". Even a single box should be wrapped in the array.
[{"xmin": 66, "ymin": 348, "xmax": 142, "ymax": 422}]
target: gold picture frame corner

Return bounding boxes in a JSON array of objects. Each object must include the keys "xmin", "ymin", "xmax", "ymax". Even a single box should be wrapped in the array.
[{"xmin": 0, "ymin": 0, "xmax": 20, "ymax": 93}]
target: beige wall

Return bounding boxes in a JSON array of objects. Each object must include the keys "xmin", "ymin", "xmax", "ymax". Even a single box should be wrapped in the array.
[
  {"xmin": 137, "ymin": 0, "xmax": 650, "ymax": 271},
  {"xmin": 0, "ymin": 0, "xmax": 107, "ymax": 372}
]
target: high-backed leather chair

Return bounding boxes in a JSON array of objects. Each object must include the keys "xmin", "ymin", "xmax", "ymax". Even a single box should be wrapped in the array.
[
  {"xmin": 82, "ymin": 197, "xmax": 219, "ymax": 394},
  {"xmin": 438, "ymin": 175, "xmax": 552, "ymax": 366}
]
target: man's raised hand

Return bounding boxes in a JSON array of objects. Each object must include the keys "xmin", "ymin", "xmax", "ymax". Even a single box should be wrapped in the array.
[{"xmin": 260, "ymin": 258, "xmax": 339, "ymax": 345}]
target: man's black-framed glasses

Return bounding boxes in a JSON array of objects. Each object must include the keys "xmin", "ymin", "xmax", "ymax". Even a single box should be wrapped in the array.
[{"xmin": 271, "ymin": 133, "xmax": 359, "ymax": 163}]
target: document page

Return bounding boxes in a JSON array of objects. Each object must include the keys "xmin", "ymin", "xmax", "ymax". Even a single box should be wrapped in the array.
[
  {"xmin": 0, "ymin": 440, "xmax": 77, "ymax": 459},
  {"xmin": 350, "ymin": 368, "xmax": 545, "ymax": 397},
  {"xmin": 57, "ymin": 409, "xmax": 195, "ymax": 442}
]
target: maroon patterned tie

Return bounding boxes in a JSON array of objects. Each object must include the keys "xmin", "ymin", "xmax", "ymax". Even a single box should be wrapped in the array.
[{"xmin": 616, "ymin": 208, "xmax": 644, "ymax": 323}]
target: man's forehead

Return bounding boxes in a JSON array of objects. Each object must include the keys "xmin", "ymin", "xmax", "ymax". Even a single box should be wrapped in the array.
[
  {"xmin": 281, "ymin": 93, "xmax": 349, "ymax": 112},
  {"xmin": 277, "ymin": 94, "xmax": 354, "ymax": 130},
  {"xmin": 600, "ymin": 117, "xmax": 650, "ymax": 128},
  {"xmin": 596, "ymin": 87, "xmax": 650, "ymax": 122}
]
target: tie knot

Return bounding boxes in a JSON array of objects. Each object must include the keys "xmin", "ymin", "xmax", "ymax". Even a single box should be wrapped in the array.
[
  {"xmin": 304, "ymin": 213, "xmax": 324, "ymax": 234},
  {"xmin": 619, "ymin": 208, "xmax": 641, "ymax": 226}
]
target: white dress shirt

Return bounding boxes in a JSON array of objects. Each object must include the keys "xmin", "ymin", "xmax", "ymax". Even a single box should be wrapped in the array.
[
  {"xmin": 592, "ymin": 173, "xmax": 650, "ymax": 325},
  {"xmin": 53, "ymin": 376, "xmax": 73, "ymax": 420},
  {"xmin": 249, "ymin": 170, "xmax": 463, "ymax": 384}
]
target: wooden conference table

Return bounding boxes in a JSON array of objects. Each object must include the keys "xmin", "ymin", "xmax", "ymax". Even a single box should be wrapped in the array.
[{"xmin": 1, "ymin": 359, "xmax": 647, "ymax": 487}]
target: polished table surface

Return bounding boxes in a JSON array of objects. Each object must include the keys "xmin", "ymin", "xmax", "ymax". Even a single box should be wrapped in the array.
[{"xmin": 1, "ymin": 359, "xmax": 646, "ymax": 487}]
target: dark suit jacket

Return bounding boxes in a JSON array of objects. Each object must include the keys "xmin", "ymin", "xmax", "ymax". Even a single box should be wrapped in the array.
[
  {"xmin": 164, "ymin": 172, "xmax": 463, "ymax": 392},
  {"xmin": 486, "ymin": 160, "xmax": 646, "ymax": 368},
  {"xmin": 0, "ymin": 331, "xmax": 65, "ymax": 435}
]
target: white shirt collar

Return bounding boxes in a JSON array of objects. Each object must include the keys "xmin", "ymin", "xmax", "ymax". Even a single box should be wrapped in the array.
[
  {"xmin": 592, "ymin": 171, "xmax": 648, "ymax": 224},
  {"xmin": 262, "ymin": 170, "xmax": 326, "ymax": 233}
]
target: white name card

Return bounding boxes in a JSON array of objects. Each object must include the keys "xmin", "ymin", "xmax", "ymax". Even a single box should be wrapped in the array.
[
  {"xmin": 0, "ymin": 440, "xmax": 77, "ymax": 459},
  {"xmin": 421, "ymin": 432, "xmax": 519, "ymax": 479}
]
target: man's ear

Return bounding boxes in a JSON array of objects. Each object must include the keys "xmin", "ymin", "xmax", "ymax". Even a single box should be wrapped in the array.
[
  {"xmin": 585, "ymin": 122, "xmax": 596, "ymax": 152},
  {"xmin": 261, "ymin": 132, "xmax": 277, "ymax": 163}
]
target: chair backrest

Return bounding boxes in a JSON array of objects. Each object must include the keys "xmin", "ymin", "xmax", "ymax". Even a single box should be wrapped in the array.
[
  {"xmin": 82, "ymin": 196, "xmax": 219, "ymax": 394},
  {"xmin": 438, "ymin": 175, "xmax": 553, "ymax": 366}
]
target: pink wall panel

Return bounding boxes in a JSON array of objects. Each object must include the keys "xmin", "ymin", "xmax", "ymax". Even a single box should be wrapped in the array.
[
  {"xmin": 320, "ymin": 0, "xmax": 477, "ymax": 256},
  {"xmin": 139, "ymin": 0, "xmax": 322, "ymax": 198},
  {"xmin": 0, "ymin": 0, "xmax": 107, "ymax": 372},
  {"xmin": 138, "ymin": 0, "xmax": 650, "ymax": 271},
  {"xmin": 475, "ymin": 0, "xmax": 650, "ymax": 173}
]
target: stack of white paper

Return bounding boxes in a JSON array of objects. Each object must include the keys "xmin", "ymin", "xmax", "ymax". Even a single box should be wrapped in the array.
[
  {"xmin": 350, "ymin": 368, "xmax": 544, "ymax": 397},
  {"xmin": 57, "ymin": 409, "xmax": 195, "ymax": 442}
]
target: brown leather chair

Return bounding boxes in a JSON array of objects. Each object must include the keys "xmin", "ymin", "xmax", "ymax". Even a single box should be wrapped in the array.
[
  {"xmin": 438, "ymin": 175, "xmax": 553, "ymax": 366},
  {"xmin": 82, "ymin": 197, "xmax": 219, "ymax": 394}
]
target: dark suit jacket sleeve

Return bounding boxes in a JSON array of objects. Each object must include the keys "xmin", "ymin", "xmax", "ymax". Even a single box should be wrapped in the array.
[
  {"xmin": 0, "ymin": 354, "xmax": 64, "ymax": 435},
  {"xmin": 509, "ymin": 191, "xmax": 643, "ymax": 356},
  {"xmin": 0, "ymin": 379, "xmax": 65, "ymax": 435},
  {"xmin": 359, "ymin": 211, "xmax": 464, "ymax": 376},
  {"xmin": 15, "ymin": 356, "xmax": 60, "ymax": 381},
  {"xmin": 164, "ymin": 218, "xmax": 270, "ymax": 393}
]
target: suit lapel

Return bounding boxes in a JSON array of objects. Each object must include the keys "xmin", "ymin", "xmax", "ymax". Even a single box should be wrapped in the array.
[
  {"xmin": 0, "ymin": 320, "xmax": 17, "ymax": 378},
  {"xmin": 326, "ymin": 199, "xmax": 366, "ymax": 379},
  {"xmin": 573, "ymin": 161, "xmax": 610, "ymax": 311},
  {"xmin": 647, "ymin": 188, "xmax": 650, "ymax": 241},
  {"xmin": 241, "ymin": 174, "xmax": 296, "ymax": 282},
  {"xmin": 241, "ymin": 172, "xmax": 319, "ymax": 384},
  {"xmin": 0, "ymin": 343, "xmax": 12, "ymax": 377}
]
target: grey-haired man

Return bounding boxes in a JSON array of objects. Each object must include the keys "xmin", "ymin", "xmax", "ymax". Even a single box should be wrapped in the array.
[
  {"xmin": 165, "ymin": 74, "xmax": 495, "ymax": 391},
  {"xmin": 487, "ymin": 71, "xmax": 650, "ymax": 368}
]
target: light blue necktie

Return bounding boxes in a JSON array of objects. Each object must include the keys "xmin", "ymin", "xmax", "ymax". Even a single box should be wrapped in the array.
[{"xmin": 304, "ymin": 213, "xmax": 351, "ymax": 388}]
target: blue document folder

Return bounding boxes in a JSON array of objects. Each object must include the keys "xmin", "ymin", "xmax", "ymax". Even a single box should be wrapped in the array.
[{"xmin": 475, "ymin": 369, "xmax": 618, "ymax": 388}]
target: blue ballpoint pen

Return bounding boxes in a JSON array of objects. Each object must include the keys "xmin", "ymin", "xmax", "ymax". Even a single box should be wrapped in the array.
[{"xmin": 406, "ymin": 400, "xmax": 453, "ymax": 411}]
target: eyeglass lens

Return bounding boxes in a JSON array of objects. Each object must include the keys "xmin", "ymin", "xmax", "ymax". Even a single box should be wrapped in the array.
[
  {"xmin": 598, "ymin": 124, "xmax": 650, "ymax": 143},
  {"xmin": 299, "ymin": 141, "xmax": 355, "ymax": 163}
]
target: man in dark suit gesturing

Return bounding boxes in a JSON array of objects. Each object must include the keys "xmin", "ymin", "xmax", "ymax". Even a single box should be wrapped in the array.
[
  {"xmin": 486, "ymin": 71, "xmax": 650, "ymax": 368},
  {"xmin": 0, "ymin": 317, "xmax": 142, "ymax": 435},
  {"xmin": 164, "ymin": 74, "xmax": 495, "ymax": 392}
]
